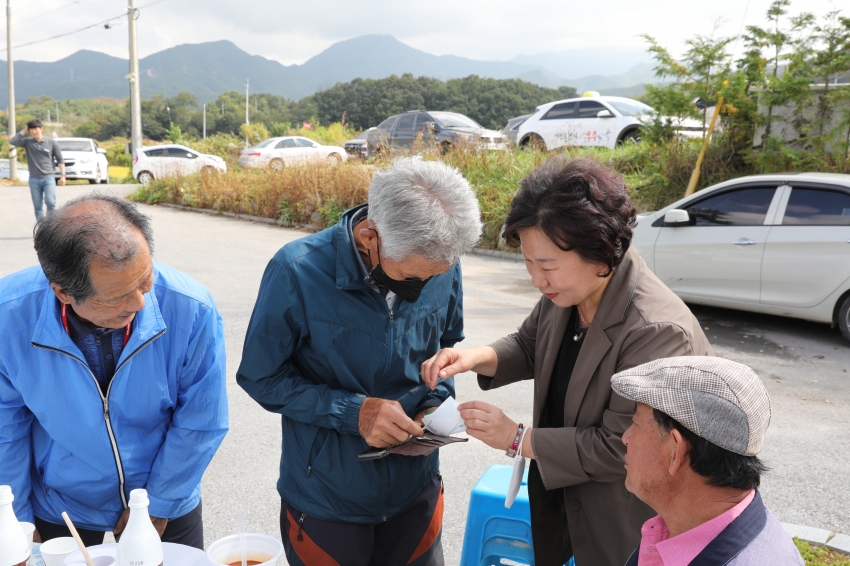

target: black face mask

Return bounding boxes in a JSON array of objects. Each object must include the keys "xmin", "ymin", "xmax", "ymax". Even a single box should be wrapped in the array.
[{"xmin": 368, "ymin": 243, "xmax": 431, "ymax": 303}]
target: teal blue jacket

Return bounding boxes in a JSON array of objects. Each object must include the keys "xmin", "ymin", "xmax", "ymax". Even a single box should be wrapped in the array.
[{"xmin": 237, "ymin": 205, "xmax": 463, "ymax": 523}]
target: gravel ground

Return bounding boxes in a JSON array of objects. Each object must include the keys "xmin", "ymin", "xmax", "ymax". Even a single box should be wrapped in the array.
[{"xmin": 1, "ymin": 185, "xmax": 848, "ymax": 564}]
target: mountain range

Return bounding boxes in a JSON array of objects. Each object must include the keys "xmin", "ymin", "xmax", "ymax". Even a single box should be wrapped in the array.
[{"xmin": 0, "ymin": 35, "xmax": 656, "ymax": 107}]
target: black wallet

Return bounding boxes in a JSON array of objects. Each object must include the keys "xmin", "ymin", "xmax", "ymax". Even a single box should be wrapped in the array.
[{"xmin": 357, "ymin": 432, "xmax": 468, "ymax": 460}]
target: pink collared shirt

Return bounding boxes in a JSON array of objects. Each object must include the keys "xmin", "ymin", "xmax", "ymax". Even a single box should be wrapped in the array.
[{"xmin": 638, "ymin": 490, "xmax": 756, "ymax": 566}]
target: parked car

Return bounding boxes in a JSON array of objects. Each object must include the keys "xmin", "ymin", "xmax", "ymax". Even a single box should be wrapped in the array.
[
  {"xmin": 237, "ymin": 136, "xmax": 347, "ymax": 169},
  {"xmin": 133, "ymin": 144, "xmax": 226, "ymax": 184},
  {"xmin": 517, "ymin": 95, "xmax": 707, "ymax": 150},
  {"xmin": 0, "ymin": 159, "xmax": 29, "ymax": 182},
  {"xmin": 503, "ymin": 114, "xmax": 531, "ymax": 146},
  {"xmin": 631, "ymin": 172, "xmax": 850, "ymax": 340},
  {"xmin": 517, "ymin": 95, "xmax": 651, "ymax": 150},
  {"xmin": 54, "ymin": 137, "xmax": 110, "ymax": 184},
  {"xmin": 366, "ymin": 111, "xmax": 507, "ymax": 157},
  {"xmin": 343, "ymin": 128, "xmax": 375, "ymax": 159}
]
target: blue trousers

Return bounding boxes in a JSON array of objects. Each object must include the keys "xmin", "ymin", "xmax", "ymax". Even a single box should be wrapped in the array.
[{"xmin": 29, "ymin": 176, "xmax": 57, "ymax": 220}]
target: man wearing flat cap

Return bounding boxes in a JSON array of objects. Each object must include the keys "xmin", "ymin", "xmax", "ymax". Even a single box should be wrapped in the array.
[{"xmin": 612, "ymin": 356, "xmax": 803, "ymax": 565}]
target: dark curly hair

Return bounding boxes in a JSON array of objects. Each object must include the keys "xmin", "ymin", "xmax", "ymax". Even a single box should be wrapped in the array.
[{"xmin": 502, "ymin": 156, "xmax": 637, "ymax": 277}]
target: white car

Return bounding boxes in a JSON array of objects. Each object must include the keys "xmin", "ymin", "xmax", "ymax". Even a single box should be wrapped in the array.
[
  {"xmin": 631, "ymin": 173, "xmax": 850, "ymax": 340},
  {"xmin": 133, "ymin": 144, "xmax": 227, "ymax": 184},
  {"xmin": 237, "ymin": 136, "xmax": 347, "ymax": 170},
  {"xmin": 0, "ymin": 159, "xmax": 29, "ymax": 182},
  {"xmin": 54, "ymin": 138, "xmax": 110, "ymax": 184},
  {"xmin": 517, "ymin": 95, "xmax": 706, "ymax": 150}
]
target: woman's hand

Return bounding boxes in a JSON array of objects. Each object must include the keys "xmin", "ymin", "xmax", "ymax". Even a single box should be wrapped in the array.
[
  {"xmin": 458, "ymin": 400, "xmax": 519, "ymax": 451},
  {"xmin": 420, "ymin": 346, "xmax": 498, "ymax": 390}
]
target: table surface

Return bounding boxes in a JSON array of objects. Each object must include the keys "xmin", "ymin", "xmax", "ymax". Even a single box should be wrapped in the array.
[{"xmin": 65, "ymin": 542, "xmax": 213, "ymax": 566}]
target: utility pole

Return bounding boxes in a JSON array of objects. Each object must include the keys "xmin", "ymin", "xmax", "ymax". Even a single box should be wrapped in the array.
[
  {"xmin": 244, "ymin": 78, "xmax": 249, "ymax": 147},
  {"xmin": 56, "ymin": 101, "xmax": 59, "ymax": 124},
  {"xmin": 202, "ymin": 103, "xmax": 206, "ymax": 139},
  {"xmin": 127, "ymin": 0, "xmax": 143, "ymax": 157},
  {"xmin": 7, "ymin": 0, "xmax": 17, "ymax": 181}
]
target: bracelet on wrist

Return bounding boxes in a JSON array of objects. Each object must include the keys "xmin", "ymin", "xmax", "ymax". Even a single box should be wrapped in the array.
[{"xmin": 506, "ymin": 423, "xmax": 524, "ymax": 458}]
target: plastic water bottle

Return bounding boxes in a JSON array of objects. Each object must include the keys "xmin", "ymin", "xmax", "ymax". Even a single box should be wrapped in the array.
[
  {"xmin": 114, "ymin": 489, "xmax": 163, "ymax": 566},
  {"xmin": 0, "ymin": 485, "xmax": 30, "ymax": 566}
]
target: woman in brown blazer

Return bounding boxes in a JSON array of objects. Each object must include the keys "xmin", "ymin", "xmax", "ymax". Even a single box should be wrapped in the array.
[{"xmin": 421, "ymin": 157, "xmax": 713, "ymax": 566}]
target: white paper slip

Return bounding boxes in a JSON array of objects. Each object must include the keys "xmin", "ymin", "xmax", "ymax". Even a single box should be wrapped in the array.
[{"xmin": 422, "ymin": 397, "xmax": 466, "ymax": 436}]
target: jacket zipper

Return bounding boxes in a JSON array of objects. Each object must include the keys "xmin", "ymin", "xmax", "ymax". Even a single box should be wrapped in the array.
[{"xmin": 32, "ymin": 328, "xmax": 166, "ymax": 509}]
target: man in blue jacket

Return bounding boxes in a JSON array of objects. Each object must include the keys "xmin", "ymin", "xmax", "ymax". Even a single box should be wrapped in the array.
[
  {"xmin": 0, "ymin": 194, "xmax": 228, "ymax": 549},
  {"xmin": 237, "ymin": 157, "xmax": 482, "ymax": 565}
]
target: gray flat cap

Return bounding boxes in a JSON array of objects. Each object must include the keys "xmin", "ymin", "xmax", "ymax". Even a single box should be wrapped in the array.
[{"xmin": 611, "ymin": 356, "xmax": 771, "ymax": 456}]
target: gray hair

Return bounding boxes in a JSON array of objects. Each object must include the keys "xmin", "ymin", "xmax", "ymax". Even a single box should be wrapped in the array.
[
  {"xmin": 33, "ymin": 193, "xmax": 154, "ymax": 302},
  {"xmin": 367, "ymin": 157, "xmax": 482, "ymax": 265}
]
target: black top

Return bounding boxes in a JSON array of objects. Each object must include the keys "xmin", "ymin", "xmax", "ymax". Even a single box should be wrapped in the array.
[
  {"xmin": 540, "ymin": 308, "xmax": 587, "ymax": 429},
  {"xmin": 65, "ymin": 305, "xmax": 124, "ymax": 394}
]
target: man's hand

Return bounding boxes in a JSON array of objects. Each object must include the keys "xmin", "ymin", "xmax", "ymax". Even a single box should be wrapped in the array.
[
  {"xmin": 58, "ymin": 176, "xmax": 67, "ymax": 187},
  {"xmin": 413, "ymin": 409, "xmax": 434, "ymax": 426},
  {"xmin": 358, "ymin": 397, "xmax": 423, "ymax": 448},
  {"xmin": 32, "ymin": 528, "xmax": 42, "ymax": 544},
  {"xmin": 113, "ymin": 509, "xmax": 168, "ymax": 539}
]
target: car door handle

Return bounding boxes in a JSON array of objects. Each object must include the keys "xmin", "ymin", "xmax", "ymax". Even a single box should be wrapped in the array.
[{"xmin": 733, "ymin": 239, "xmax": 758, "ymax": 245}]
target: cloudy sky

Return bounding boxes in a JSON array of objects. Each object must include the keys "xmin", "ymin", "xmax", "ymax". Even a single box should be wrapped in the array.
[{"xmin": 5, "ymin": 0, "xmax": 844, "ymax": 69}]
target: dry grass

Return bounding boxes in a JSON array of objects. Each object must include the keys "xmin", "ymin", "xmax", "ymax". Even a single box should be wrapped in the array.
[{"xmin": 131, "ymin": 161, "xmax": 373, "ymax": 228}]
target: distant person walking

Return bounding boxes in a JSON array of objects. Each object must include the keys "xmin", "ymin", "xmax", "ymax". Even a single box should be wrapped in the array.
[{"xmin": 10, "ymin": 119, "xmax": 66, "ymax": 220}]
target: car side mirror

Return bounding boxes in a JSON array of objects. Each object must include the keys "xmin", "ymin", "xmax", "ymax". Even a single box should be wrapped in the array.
[
  {"xmin": 96, "ymin": 147, "xmax": 107, "ymax": 154},
  {"xmin": 663, "ymin": 209, "xmax": 691, "ymax": 226},
  {"xmin": 597, "ymin": 110, "xmax": 614, "ymax": 118}
]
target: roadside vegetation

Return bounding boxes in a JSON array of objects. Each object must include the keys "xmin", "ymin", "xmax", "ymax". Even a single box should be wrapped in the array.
[{"xmin": 795, "ymin": 539, "xmax": 850, "ymax": 566}]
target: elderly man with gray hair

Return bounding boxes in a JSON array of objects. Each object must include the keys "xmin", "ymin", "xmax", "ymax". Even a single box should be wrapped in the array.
[
  {"xmin": 237, "ymin": 157, "xmax": 482, "ymax": 565},
  {"xmin": 612, "ymin": 357, "xmax": 803, "ymax": 566},
  {"xmin": 0, "ymin": 194, "xmax": 228, "ymax": 549}
]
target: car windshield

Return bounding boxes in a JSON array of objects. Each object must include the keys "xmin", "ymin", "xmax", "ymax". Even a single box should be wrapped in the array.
[
  {"xmin": 56, "ymin": 140, "xmax": 93, "ymax": 152},
  {"xmin": 251, "ymin": 139, "xmax": 279, "ymax": 149},
  {"xmin": 607, "ymin": 100, "xmax": 654, "ymax": 117},
  {"xmin": 429, "ymin": 112, "xmax": 482, "ymax": 129}
]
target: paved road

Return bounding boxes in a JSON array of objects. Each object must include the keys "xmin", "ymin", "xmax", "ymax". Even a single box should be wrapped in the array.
[{"xmin": 1, "ymin": 185, "xmax": 848, "ymax": 564}]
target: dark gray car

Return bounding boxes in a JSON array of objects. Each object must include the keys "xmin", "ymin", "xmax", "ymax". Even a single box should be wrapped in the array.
[
  {"xmin": 503, "ymin": 114, "xmax": 531, "ymax": 146},
  {"xmin": 365, "ymin": 111, "xmax": 507, "ymax": 157}
]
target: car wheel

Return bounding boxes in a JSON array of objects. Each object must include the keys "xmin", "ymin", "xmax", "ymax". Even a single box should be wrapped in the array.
[
  {"xmin": 327, "ymin": 153, "xmax": 342, "ymax": 164},
  {"xmin": 200, "ymin": 165, "xmax": 216, "ymax": 177},
  {"xmin": 440, "ymin": 142, "xmax": 452, "ymax": 155},
  {"xmin": 838, "ymin": 295, "xmax": 850, "ymax": 342},
  {"xmin": 269, "ymin": 158, "xmax": 285, "ymax": 171},
  {"xmin": 520, "ymin": 134, "xmax": 546, "ymax": 152},
  {"xmin": 137, "ymin": 171, "xmax": 154, "ymax": 185},
  {"xmin": 618, "ymin": 129, "xmax": 642, "ymax": 145},
  {"xmin": 89, "ymin": 166, "xmax": 102, "ymax": 185}
]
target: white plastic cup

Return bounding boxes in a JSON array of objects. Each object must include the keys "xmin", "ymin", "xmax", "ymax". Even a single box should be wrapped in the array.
[
  {"xmin": 206, "ymin": 533, "xmax": 284, "ymax": 566},
  {"xmin": 39, "ymin": 537, "xmax": 78, "ymax": 566},
  {"xmin": 19, "ymin": 522, "xmax": 35, "ymax": 554}
]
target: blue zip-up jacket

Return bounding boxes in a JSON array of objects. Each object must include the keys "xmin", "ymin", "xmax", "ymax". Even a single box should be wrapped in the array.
[
  {"xmin": 0, "ymin": 262, "xmax": 228, "ymax": 531},
  {"xmin": 236, "ymin": 205, "xmax": 462, "ymax": 523}
]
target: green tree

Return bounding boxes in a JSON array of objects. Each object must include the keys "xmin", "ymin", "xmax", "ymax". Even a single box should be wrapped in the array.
[
  {"xmin": 310, "ymin": 74, "xmax": 573, "ymax": 130},
  {"xmin": 74, "ymin": 121, "xmax": 101, "ymax": 138}
]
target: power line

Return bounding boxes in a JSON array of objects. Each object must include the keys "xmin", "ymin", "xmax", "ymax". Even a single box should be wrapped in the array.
[
  {"xmin": 0, "ymin": 0, "xmax": 167, "ymax": 54},
  {"xmin": 14, "ymin": 1, "xmax": 80, "ymax": 28},
  {"xmin": 729, "ymin": 0, "xmax": 753, "ymax": 63}
]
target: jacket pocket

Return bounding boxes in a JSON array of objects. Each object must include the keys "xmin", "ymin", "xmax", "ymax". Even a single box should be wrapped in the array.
[
  {"xmin": 34, "ymin": 438, "xmax": 54, "ymax": 492},
  {"xmin": 306, "ymin": 428, "xmax": 331, "ymax": 476}
]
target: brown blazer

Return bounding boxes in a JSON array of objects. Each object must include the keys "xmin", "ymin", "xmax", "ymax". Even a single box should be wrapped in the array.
[{"xmin": 479, "ymin": 247, "xmax": 713, "ymax": 566}]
